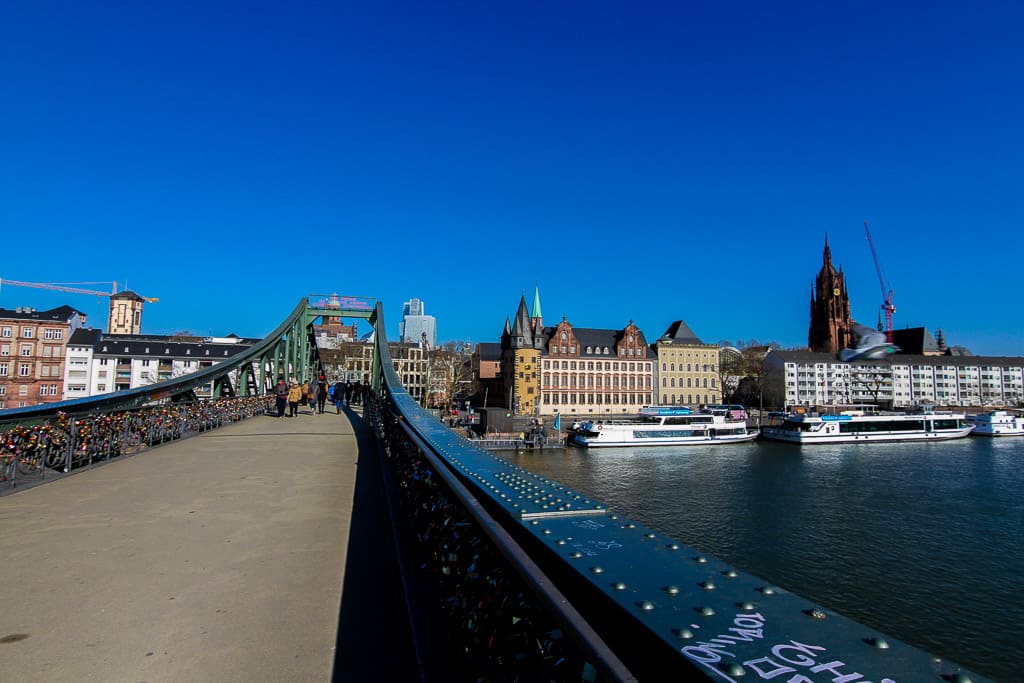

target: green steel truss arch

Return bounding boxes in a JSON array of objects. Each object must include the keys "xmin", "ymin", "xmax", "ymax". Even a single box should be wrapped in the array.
[{"xmin": 0, "ymin": 298, "xmax": 379, "ymax": 421}]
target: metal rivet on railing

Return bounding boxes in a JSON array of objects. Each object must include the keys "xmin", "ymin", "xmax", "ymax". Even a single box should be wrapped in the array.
[
  {"xmin": 645, "ymin": 532, "xmax": 656, "ymax": 539},
  {"xmin": 664, "ymin": 585, "xmax": 680, "ymax": 596},
  {"xmin": 590, "ymin": 566, "xmax": 604, "ymax": 574},
  {"xmin": 637, "ymin": 601, "xmax": 655, "ymax": 611},
  {"xmin": 738, "ymin": 601, "xmax": 756, "ymax": 610},
  {"xmin": 720, "ymin": 663, "xmax": 745, "ymax": 678},
  {"xmin": 694, "ymin": 556, "xmax": 708, "ymax": 564},
  {"xmin": 723, "ymin": 569, "xmax": 738, "ymax": 578},
  {"xmin": 805, "ymin": 609, "xmax": 827, "ymax": 620},
  {"xmin": 675, "ymin": 628, "xmax": 695, "ymax": 639},
  {"xmin": 613, "ymin": 582, "xmax": 628, "ymax": 591},
  {"xmin": 700, "ymin": 581, "xmax": 715, "ymax": 590},
  {"xmin": 667, "ymin": 543, "xmax": 680, "ymax": 551},
  {"xmin": 759, "ymin": 586, "xmax": 776, "ymax": 595},
  {"xmin": 867, "ymin": 637, "xmax": 890, "ymax": 649},
  {"xmin": 699, "ymin": 606, "xmax": 715, "ymax": 616},
  {"xmin": 555, "ymin": 538, "xmax": 567, "ymax": 545},
  {"xmin": 570, "ymin": 551, "xmax": 583, "ymax": 559}
]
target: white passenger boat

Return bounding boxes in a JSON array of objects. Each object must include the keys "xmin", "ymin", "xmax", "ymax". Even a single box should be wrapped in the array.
[
  {"xmin": 761, "ymin": 410, "xmax": 974, "ymax": 444},
  {"xmin": 567, "ymin": 406, "xmax": 758, "ymax": 448},
  {"xmin": 966, "ymin": 410, "xmax": 1024, "ymax": 436}
]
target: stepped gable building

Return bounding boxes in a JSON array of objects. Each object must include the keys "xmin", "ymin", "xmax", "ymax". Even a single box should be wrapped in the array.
[
  {"xmin": 0, "ymin": 305, "xmax": 86, "ymax": 409},
  {"xmin": 500, "ymin": 288, "xmax": 655, "ymax": 416},
  {"xmin": 652, "ymin": 320, "xmax": 721, "ymax": 407},
  {"xmin": 808, "ymin": 235, "xmax": 853, "ymax": 353}
]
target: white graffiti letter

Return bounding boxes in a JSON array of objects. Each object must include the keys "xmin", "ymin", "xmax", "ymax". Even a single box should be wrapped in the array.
[
  {"xmin": 810, "ymin": 660, "xmax": 863, "ymax": 683},
  {"xmin": 771, "ymin": 641, "xmax": 827, "ymax": 666},
  {"xmin": 743, "ymin": 657, "xmax": 796, "ymax": 679}
]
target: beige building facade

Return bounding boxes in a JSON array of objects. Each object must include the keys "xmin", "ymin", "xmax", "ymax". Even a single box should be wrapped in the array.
[{"xmin": 652, "ymin": 320, "xmax": 721, "ymax": 407}]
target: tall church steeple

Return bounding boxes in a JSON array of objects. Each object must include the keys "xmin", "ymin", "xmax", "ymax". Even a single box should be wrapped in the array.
[
  {"xmin": 808, "ymin": 234, "xmax": 853, "ymax": 353},
  {"xmin": 530, "ymin": 287, "xmax": 542, "ymax": 333}
]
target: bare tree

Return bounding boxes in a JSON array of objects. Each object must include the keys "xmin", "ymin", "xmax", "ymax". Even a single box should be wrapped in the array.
[{"xmin": 428, "ymin": 341, "xmax": 475, "ymax": 411}]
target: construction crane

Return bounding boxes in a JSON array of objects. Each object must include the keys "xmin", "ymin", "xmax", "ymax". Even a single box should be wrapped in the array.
[
  {"xmin": 863, "ymin": 221, "xmax": 895, "ymax": 342},
  {"xmin": 0, "ymin": 279, "xmax": 158, "ymax": 303}
]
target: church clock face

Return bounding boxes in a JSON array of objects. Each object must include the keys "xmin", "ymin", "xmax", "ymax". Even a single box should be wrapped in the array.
[{"xmin": 833, "ymin": 288, "xmax": 840, "ymax": 296}]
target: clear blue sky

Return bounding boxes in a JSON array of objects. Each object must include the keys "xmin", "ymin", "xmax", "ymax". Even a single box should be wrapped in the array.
[{"xmin": 3, "ymin": 2, "xmax": 1022, "ymax": 355}]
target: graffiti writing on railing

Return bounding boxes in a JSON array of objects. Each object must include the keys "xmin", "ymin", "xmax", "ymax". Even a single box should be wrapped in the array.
[{"xmin": 682, "ymin": 612, "xmax": 895, "ymax": 683}]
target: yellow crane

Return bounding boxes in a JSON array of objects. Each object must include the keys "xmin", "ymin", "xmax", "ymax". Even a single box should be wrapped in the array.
[{"xmin": 0, "ymin": 278, "xmax": 158, "ymax": 303}]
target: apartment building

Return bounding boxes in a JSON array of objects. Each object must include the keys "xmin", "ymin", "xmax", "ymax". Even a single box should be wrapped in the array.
[
  {"xmin": 319, "ymin": 340, "xmax": 428, "ymax": 404},
  {"xmin": 0, "ymin": 305, "xmax": 86, "ymax": 409},
  {"xmin": 62, "ymin": 331, "xmax": 258, "ymax": 399},
  {"xmin": 766, "ymin": 350, "xmax": 1024, "ymax": 409}
]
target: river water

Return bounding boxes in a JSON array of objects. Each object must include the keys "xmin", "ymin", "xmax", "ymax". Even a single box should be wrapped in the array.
[{"xmin": 496, "ymin": 437, "xmax": 1023, "ymax": 681}]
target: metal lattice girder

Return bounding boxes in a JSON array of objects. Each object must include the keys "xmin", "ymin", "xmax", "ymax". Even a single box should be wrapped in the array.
[{"xmin": 0, "ymin": 297, "xmax": 376, "ymax": 422}]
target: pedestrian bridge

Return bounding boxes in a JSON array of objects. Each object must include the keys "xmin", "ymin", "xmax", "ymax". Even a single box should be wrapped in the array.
[{"xmin": 0, "ymin": 299, "xmax": 991, "ymax": 682}]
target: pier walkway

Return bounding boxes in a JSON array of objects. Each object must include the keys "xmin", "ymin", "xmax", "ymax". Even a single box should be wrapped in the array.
[{"xmin": 0, "ymin": 406, "xmax": 415, "ymax": 682}]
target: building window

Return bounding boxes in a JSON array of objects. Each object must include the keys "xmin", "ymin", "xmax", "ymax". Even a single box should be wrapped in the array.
[
  {"xmin": 0, "ymin": 344, "xmax": 8, "ymax": 356},
  {"xmin": 19, "ymin": 362, "xmax": 31, "ymax": 376},
  {"xmin": 21, "ymin": 327, "xmax": 34, "ymax": 338},
  {"xmin": 1, "ymin": 327, "xmax": 11, "ymax": 337},
  {"xmin": 21, "ymin": 345, "xmax": 32, "ymax": 356},
  {"xmin": 0, "ymin": 363, "xmax": 7, "ymax": 376}
]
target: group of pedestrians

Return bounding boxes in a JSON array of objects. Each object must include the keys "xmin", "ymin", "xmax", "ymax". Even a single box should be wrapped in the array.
[{"xmin": 272, "ymin": 375, "xmax": 368, "ymax": 417}]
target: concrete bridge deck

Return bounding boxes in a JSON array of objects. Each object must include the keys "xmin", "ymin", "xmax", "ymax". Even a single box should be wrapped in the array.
[{"xmin": 0, "ymin": 406, "xmax": 415, "ymax": 682}]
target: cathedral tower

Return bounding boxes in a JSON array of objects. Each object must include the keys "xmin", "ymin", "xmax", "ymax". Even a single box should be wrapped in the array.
[{"xmin": 808, "ymin": 235, "xmax": 853, "ymax": 353}]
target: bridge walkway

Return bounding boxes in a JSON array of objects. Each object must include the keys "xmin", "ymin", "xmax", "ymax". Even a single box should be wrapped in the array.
[{"xmin": 0, "ymin": 405, "xmax": 415, "ymax": 682}]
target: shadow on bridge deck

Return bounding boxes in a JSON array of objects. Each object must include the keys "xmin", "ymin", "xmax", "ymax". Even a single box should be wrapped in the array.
[{"xmin": 0, "ymin": 405, "xmax": 415, "ymax": 682}]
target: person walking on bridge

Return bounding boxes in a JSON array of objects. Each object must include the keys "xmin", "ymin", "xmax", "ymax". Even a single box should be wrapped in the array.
[
  {"xmin": 306, "ymin": 380, "xmax": 319, "ymax": 415},
  {"xmin": 333, "ymin": 379, "xmax": 346, "ymax": 413},
  {"xmin": 316, "ymin": 374, "xmax": 329, "ymax": 414},
  {"xmin": 287, "ymin": 379, "xmax": 302, "ymax": 417},
  {"xmin": 273, "ymin": 377, "xmax": 288, "ymax": 417}
]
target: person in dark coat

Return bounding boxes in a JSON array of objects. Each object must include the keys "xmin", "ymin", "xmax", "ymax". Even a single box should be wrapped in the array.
[
  {"xmin": 316, "ymin": 374, "xmax": 328, "ymax": 414},
  {"xmin": 273, "ymin": 377, "xmax": 288, "ymax": 417},
  {"xmin": 333, "ymin": 379, "xmax": 346, "ymax": 413}
]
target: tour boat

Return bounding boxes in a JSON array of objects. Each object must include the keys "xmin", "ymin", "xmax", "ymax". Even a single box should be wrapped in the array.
[
  {"xmin": 761, "ymin": 410, "xmax": 974, "ymax": 444},
  {"xmin": 966, "ymin": 410, "xmax": 1024, "ymax": 436},
  {"xmin": 566, "ymin": 406, "xmax": 758, "ymax": 448}
]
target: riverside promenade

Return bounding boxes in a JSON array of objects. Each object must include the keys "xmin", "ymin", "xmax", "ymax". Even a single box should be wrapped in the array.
[{"xmin": 0, "ymin": 405, "xmax": 415, "ymax": 682}]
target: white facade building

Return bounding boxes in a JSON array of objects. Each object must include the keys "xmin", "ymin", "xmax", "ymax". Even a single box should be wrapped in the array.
[
  {"xmin": 766, "ymin": 350, "xmax": 1024, "ymax": 409},
  {"xmin": 63, "ymin": 330, "xmax": 258, "ymax": 399}
]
